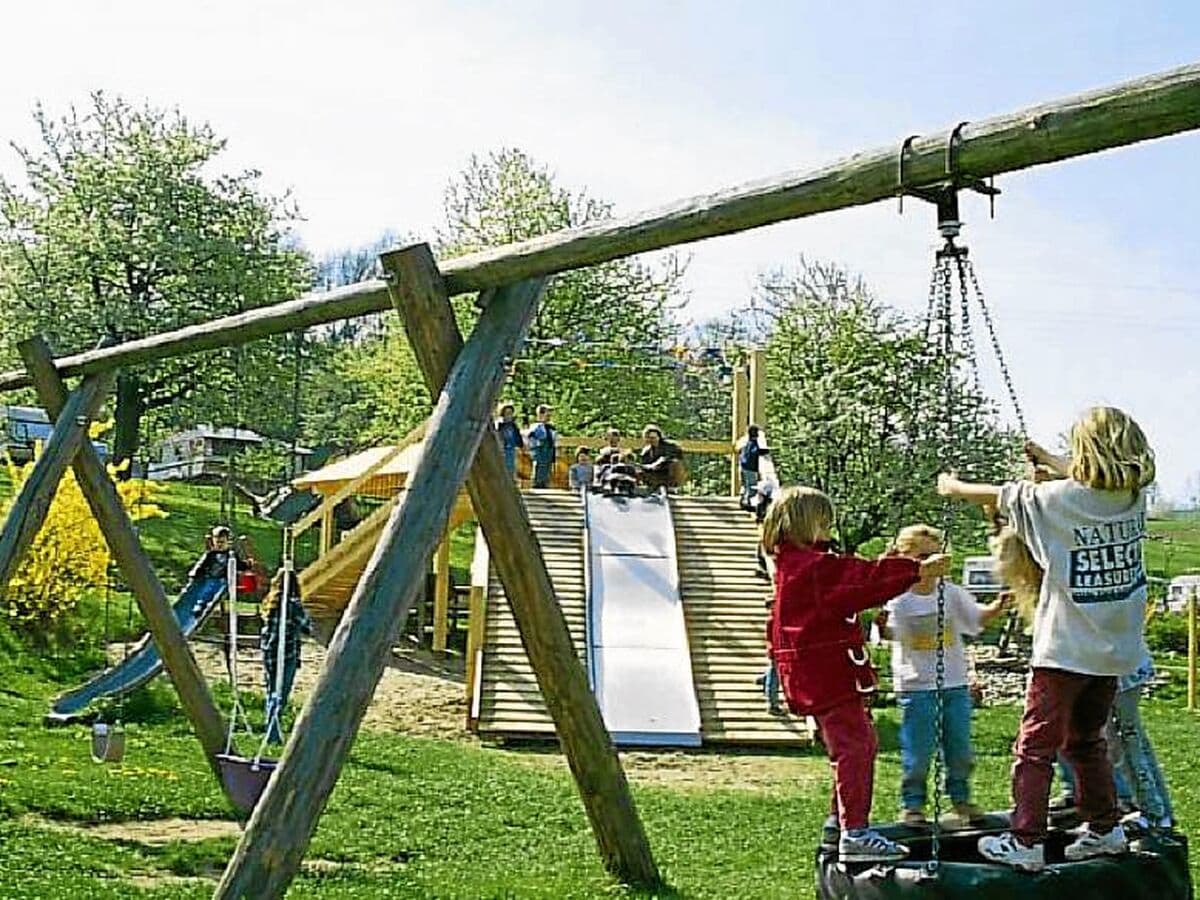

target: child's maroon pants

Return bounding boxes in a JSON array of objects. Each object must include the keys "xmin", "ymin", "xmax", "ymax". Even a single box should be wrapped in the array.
[
  {"xmin": 815, "ymin": 698, "xmax": 877, "ymax": 830},
  {"xmin": 1012, "ymin": 667, "xmax": 1118, "ymax": 845}
]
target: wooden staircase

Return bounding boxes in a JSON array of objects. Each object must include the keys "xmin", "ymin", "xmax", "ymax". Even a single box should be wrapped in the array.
[
  {"xmin": 299, "ymin": 492, "xmax": 474, "ymax": 619},
  {"xmin": 475, "ymin": 491, "xmax": 812, "ymax": 746}
]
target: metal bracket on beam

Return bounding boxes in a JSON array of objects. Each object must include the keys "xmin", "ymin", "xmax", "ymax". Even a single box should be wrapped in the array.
[{"xmin": 896, "ymin": 122, "xmax": 1001, "ymax": 241}]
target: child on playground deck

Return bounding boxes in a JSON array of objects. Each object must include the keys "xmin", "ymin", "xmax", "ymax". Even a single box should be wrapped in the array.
[
  {"xmin": 763, "ymin": 486, "xmax": 949, "ymax": 862},
  {"xmin": 568, "ymin": 446, "xmax": 594, "ymax": 491},
  {"xmin": 938, "ymin": 406, "xmax": 1154, "ymax": 871},
  {"xmin": 876, "ymin": 524, "xmax": 1008, "ymax": 829}
]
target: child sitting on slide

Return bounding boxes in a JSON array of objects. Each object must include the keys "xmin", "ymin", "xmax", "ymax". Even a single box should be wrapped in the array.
[
  {"xmin": 939, "ymin": 406, "xmax": 1154, "ymax": 871},
  {"xmin": 763, "ymin": 486, "xmax": 948, "ymax": 862},
  {"xmin": 876, "ymin": 524, "xmax": 1008, "ymax": 829}
]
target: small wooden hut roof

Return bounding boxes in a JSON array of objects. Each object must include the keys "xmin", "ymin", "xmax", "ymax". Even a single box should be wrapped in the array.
[{"xmin": 292, "ymin": 443, "xmax": 422, "ymax": 497}]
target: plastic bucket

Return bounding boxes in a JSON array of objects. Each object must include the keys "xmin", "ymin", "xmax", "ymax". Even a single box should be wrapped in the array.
[{"xmin": 216, "ymin": 753, "xmax": 277, "ymax": 817}]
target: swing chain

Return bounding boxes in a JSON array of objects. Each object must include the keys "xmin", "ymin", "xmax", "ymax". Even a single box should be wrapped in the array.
[
  {"xmin": 951, "ymin": 251, "xmax": 983, "ymax": 401},
  {"xmin": 963, "ymin": 260, "xmax": 1027, "ymax": 436},
  {"xmin": 927, "ymin": 251, "xmax": 957, "ymax": 871}
]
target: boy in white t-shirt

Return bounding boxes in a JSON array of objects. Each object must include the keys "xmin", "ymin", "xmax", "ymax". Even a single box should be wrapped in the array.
[{"xmin": 877, "ymin": 524, "xmax": 1008, "ymax": 830}]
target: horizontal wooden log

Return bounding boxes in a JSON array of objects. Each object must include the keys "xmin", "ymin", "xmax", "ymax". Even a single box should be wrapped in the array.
[
  {"xmin": 0, "ymin": 369, "xmax": 113, "ymax": 596},
  {"xmin": 384, "ymin": 244, "xmax": 660, "ymax": 888},
  {"xmin": 20, "ymin": 338, "xmax": 235, "ymax": 790},
  {"xmin": 213, "ymin": 272, "xmax": 547, "ymax": 900},
  {"xmin": 0, "ymin": 63, "xmax": 1197, "ymax": 391}
]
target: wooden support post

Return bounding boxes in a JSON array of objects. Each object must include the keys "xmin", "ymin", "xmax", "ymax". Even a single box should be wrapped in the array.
[
  {"xmin": 214, "ymin": 266, "xmax": 547, "ymax": 900},
  {"xmin": 730, "ymin": 365, "xmax": 749, "ymax": 497},
  {"xmin": 382, "ymin": 244, "xmax": 660, "ymax": 888},
  {"xmin": 749, "ymin": 348, "xmax": 767, "ymax": 432},
  {"xmin": 20, "ymin": 338, "xmax": 234, "ymax": 788},
  {"xmin": 0, "ymin": 368, "xmax": 113, "ymax": 596},
  {"xmin": 1189, "ymin": 589, "xmax": 1197, "ymax": 713},
  {"xmin": 319, "ymin": 505, "xmax": 335, "ymax": 556},
  {"xmin": 433, "ymin": 530, "xmax": 451, "ymax": 653}
]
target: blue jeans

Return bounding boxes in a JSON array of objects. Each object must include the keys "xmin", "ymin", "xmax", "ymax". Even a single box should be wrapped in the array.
[
  {"xmin": 740, "ymin": 468, "xmax": 758, "ymax": 507},
  {"xmin": 763, "ymin": 661, "xmax": 779, "ymax": 706},
  {"xmin": 898, "ymin": 686, "xmax": 974, "ymax": 810},
  {"xmin": 502, "ymin": 443, "xmax": 517, "ymax": 475},
  {"xmin": 264, "ymin": 658, "xmax": 298, "ymax": 744},
  {"xmin": 533, "ymin": 455, "xmax": 553, "ymax": 488}
]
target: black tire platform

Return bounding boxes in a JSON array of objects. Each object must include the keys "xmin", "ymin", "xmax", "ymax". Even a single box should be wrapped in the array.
[{"xmin": 816, "ymin": 812, "xmax": 1191, "ymax": 899}]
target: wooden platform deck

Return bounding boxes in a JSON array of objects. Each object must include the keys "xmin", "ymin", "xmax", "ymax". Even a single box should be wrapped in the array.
[{"xmin": 475, "ymin": 491, "xmax": 812, "ymax": 746}]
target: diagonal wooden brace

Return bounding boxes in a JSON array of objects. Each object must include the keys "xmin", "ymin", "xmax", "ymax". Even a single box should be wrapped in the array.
[
  {"xmin": 0, "ymin": 364, "xmax": 114, "ymax": 597},
  {"xmin": 19, "ymin": 337, "xmax": 233, "ymax": 790},
  {"xmin": 214, "ymin": 271, "xmax": 548, "ymax": 900},
  {"xmin": 382, "ymin": 244, "xmax": 660, "ymax": 887}
]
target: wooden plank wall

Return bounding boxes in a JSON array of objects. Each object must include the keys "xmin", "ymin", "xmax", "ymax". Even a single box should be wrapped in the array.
[{"xmin": 476, "ymin": 491, "xmax": 812, "ymax": 746}]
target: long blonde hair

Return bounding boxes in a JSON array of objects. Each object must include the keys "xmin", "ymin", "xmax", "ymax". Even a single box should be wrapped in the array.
[
  {"xmin": 990, "ymin": 526, "xmax": 1042, "ymax": 624},
  {"xmin": 761, "ymin": 486, "xmax": 834, "ymax": 555},
  {"xmin": 1069, "ymin": 406, "xmax": 1155, "ymax": 492}
]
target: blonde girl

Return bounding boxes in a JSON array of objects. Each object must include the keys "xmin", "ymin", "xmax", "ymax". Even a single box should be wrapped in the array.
[
  {"xmin": 938, "ymin": 406, "xmax": 1155, "ymax": 871},
  {"xmin": 763, "ymin": 486, "xmax": 948, "ymax": 862}
]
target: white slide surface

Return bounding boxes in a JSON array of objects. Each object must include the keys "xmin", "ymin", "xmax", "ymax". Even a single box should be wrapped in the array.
[{"xmin": 584, "ymin": 491, "xmax": 701, "ymax": 746}]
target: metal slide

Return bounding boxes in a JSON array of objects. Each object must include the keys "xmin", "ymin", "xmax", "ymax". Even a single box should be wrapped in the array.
[
  {"xmin": 583, "ymin": 490, "xmax": 701, "ymax": 746},
  {"xmin": 47, "ymin": 575, "xmax": 228, "ymax": 724}
]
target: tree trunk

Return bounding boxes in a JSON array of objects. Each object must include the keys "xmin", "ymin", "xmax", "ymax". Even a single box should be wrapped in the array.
[{"xmin": 112, "ymin": 372, "xmax": 144, "ymax": 475}]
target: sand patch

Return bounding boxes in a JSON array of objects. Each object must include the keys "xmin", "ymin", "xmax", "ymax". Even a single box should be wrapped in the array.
[{"xmin": 23, "ymin": 813, "xmax": 239, "ymax": 845}]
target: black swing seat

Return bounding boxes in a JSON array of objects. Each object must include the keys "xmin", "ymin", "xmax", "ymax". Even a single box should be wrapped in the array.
[
  {"xmin": 217, "ymin": 753, "xmax": 277, "ymax": 818},
  {"xmin": 816, "ymin": 812, "xmax": 1191, "ymax": 900}
]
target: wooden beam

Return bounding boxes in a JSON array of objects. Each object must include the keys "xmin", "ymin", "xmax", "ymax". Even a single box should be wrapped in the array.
[
  {"xmin": 382, "ymin": 244, "xmax": 661, "ymax": 888},
  {"xmin": 556, "ymin": 435, "xmax": 732, "ymax": 455},
  {"xmin": 730, "ymin": 366, "xmax": 748, "ymax": 498},
  {"xmin": 433, "ymin": 531, "xmax": 451, "ymax": 653},
  {"xmin": 1, "ymin": 63, "xmax": 1198, "ymax": 391},
  {"xmin": 19, "ymin": 337, "xmax": 233, "ymax": 789},
  {"xmin": 748, "ymin": 349, "xmax": 767, "ymax": 432},
  {"xmin": 213, "ymin": 272, "xmax": 548, "ymax": 900},
  {"xmin": 0, "ymin": 368, "xmax": 113, "ymax": 596}
]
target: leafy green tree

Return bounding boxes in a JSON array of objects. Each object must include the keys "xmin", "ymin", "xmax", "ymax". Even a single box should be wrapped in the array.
[
  {"xmin": 440, "ymin": 150, "xmax": 689, "ymax": 441},
  {"xmin": 320, "ymin": 150, "xmax": 706, "ymax": 467},
  {"xmin": 754, "ymin": 260, "xmax": 1016, "ymax": 552},
  {"xmin": 0, "ymin": 93, "xmax": 312, "ymax": 468}
]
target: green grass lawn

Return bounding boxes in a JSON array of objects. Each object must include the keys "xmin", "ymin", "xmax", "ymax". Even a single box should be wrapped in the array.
[
  {"xmin": 1148, "ymin": 510, "xmax": 1200, "ymax": 578},
  {"xmin": 1, "ymin": 476, "xmax": 1198, "ymax": 896}
]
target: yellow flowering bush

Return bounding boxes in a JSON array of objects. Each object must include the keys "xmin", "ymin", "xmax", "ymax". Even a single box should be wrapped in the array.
[{"xmin": 0, "ymin": 422, "xmax": 165, "ymax": 633}]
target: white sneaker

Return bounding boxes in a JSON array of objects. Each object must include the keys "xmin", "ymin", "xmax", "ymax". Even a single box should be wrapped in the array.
[
  {"xmin": 1120, "ymin": 810, "xmax": 1151, "ymax": 832},
  {"xmin": 1065, "ymin": 824, "xmax": 1128, "ymax": 861},
  {"xmin": 978, "ymin": 832, "xmax": 1045, "ymax": 872},
  {"xmin": 838, "ymin": 829, "xmax": 909, "ymax": 862}
]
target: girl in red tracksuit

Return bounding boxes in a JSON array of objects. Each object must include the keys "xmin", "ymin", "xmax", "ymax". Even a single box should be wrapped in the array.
[{"xmin": 763, "ymin": 486, "xmax": 949, "ymax": 862}]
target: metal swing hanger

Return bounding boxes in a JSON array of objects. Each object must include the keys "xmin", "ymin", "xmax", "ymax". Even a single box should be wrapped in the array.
[{"xmin": 897, "ymin": 122, "xmax": 1001, "ymax": 244}]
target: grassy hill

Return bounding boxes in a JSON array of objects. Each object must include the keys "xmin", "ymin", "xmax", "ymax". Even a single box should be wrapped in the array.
[{"xmin": 1148, "ymin": 509, "xmax": 1200, "ymax": 577}]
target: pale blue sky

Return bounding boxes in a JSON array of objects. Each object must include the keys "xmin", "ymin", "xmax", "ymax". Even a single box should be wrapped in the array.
[{"xmin": 2, "ymin": 2, "xmax": 1198, "ymax": 498}]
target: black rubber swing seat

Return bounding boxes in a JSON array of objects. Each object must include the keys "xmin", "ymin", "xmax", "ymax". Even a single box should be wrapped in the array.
[
  {"xmin": 816, "ymin": 813, "xmax": 1192, "ymax": 900},
  {"xmin": 217, "ymin": 753, "xmax": 277, "ymax": 818}
]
